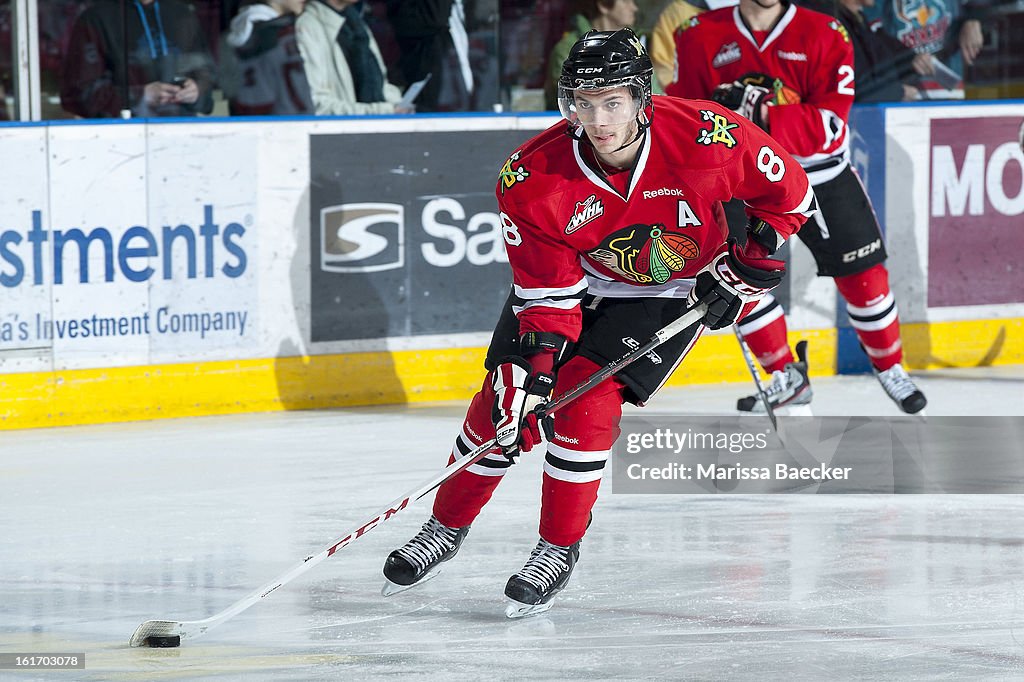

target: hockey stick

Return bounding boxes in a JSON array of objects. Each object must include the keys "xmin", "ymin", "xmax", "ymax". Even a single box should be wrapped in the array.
[
  {"xmin": 128, "ymin": 302, "xmax": 709, "ymax": 647},
  {"xmin": 733, "ymin": 325, "xmax": 778, "ymax": 432}
]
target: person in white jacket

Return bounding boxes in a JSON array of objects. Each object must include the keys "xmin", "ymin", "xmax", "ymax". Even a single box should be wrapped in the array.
[
  {"xmin": 296, "ymin": 0, "xmax": 413, "ymax": 115},
  {"xmin": 220, "ymin": 0, "xmax": 314, "ymax": 115}
]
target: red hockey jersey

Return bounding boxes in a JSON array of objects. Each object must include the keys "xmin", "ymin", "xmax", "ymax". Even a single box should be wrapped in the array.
[
  {"xmin": 666, "ymin": 4, "xmax": 855, "ymax": 183},
  {"xmin": 495, "ymin": 96, "xmax": 815, "ymax": 342}
]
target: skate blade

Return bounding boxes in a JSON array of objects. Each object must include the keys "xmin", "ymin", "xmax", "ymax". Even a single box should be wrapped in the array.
[
  {"xmin": 505, "ymin": 600, "xmax": 553, "ymax": 619},
  {"xmin": 743, "ymin": 402, "xmax": 813, "ymax": 415},
  {"xmin": 381, "ymin": 568, "xmax": 441, "ymax": 597}
]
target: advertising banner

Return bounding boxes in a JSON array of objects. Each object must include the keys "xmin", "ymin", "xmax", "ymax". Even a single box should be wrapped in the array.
[
  {"xmin": 0, "ymin": 128, "xmax": 50, "ymax": 354},
  {"xmin": 928, "ymin": 115, "xmax": 1024, "ymax": 307},
  {"xmin": 849, "ymin": 105, "xmax": 887, "ymax": 231},
  {"xmin": 1, "ymin": 125, "xmax": 259, "ymax": 367},
  {"xmin": 309, "ymin": 130, "xmax": 533, "ymax": 342},
  {"xmin": 841, "ymin": 105, "xmax": 889, "ymax": 373}
]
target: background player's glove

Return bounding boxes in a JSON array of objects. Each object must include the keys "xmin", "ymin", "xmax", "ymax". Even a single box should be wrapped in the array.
[
  {"xmin": 711, "ymin": 81, "xmax": 772, "ymax": 131},
  {"xmin": 492, "ymin": 357, "xmax": 556, "ymax": 460},
  {"xmin": 687, "ymin": 238, "xmax": 786, "ymax": 330}
]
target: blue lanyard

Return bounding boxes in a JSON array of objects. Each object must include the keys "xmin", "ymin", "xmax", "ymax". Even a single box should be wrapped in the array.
[{"xmin": 133, "ymin": 0, "xmax": 169, "ymax": 60}]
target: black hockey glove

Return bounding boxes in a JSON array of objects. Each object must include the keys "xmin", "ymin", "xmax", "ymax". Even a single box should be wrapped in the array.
[
  {"xmin": 687, "ymin": 239, "xmax": 786, "ymax": 330},
  {"xmin": 491, "ymin": 332, "xmax": 566, "ymax": 460},
  {"xmin": 711, "ymin": 81, "xmax": 772, "ymax": 131}
]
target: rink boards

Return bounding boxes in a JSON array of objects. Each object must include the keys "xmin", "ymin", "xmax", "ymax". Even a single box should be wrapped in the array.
[{"xmin": 0, "ymin": 103, "xmax": 1021, "ymax": 428}]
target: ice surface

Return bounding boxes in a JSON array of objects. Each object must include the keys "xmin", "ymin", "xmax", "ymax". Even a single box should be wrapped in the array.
[{"xmin": 2, "ymin": 367, "xmax": 1023, "ymax": 680}]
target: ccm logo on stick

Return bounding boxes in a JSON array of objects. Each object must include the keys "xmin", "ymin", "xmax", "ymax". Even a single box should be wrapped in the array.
[{"xmin": 326, "ymin": 498, "xmax": 410, "ymax": 556}]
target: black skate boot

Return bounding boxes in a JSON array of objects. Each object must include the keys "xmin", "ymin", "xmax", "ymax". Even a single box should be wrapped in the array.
[
  {"xmin": 737, "ymin": 340, "xmax": 812, "ymax": 412},
  {"xmin": 504, "ymin": 538, "xmax": 581, "ymax": 618},
  {"xmin": 382, "ymin": 516, "xmax": 469, "ymax": 596},
  {"xmin": 874, "ymin": 363, "xmax": 927, "ymax": 414}
]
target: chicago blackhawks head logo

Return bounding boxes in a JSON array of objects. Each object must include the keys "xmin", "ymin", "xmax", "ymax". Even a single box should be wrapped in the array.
[
  {"xmin": 737, "ymin": 72, "xmax": 801, "ymax": 105},
  {"xmin": 498, "ymin": 151, "xmax": 529, "ymax": 195},
  {"xmin": 587, "ymin": 224, "xmax": 700, "ymax": 284}
]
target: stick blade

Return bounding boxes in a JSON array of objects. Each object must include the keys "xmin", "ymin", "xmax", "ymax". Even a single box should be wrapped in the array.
[{"xmin": 129, "ymin": 620, "xmax": 185, "ymax": 647}]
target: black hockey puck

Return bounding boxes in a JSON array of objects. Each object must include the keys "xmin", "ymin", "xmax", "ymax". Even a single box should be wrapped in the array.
[{"xmin": 146, "ymin": 635, "xmax": 181, "ymax": 648}]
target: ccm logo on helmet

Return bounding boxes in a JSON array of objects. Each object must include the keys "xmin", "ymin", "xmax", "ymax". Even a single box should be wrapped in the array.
[{"xmin": 579, "ymin": 67, "xmax": 603, "ymax": 74}]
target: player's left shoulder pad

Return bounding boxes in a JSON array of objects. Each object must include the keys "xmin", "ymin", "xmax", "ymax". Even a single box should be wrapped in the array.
[
  {"xmin": 658, "ymin": 97, "xmax": 751, "ymax": 167},
  {"xmin": 497, "ymin": 147, "xmax": 532, "ymax": 199},
  {"xmin": 825, "ymin": 17, "xmax": 851, "ymax": 44},
  {"xmin": 496, "ymin": 124, "xmax": 566, "ymax": 202},
  {"xmin": 797, "ymin": 4, "xmax": 851, "ymax": 44}
]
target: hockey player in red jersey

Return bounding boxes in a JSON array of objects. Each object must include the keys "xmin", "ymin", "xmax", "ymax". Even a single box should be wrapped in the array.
[
  {"xmin": 382, "ymin": 28, "xmax": 816, "ymax": 617},
  {"xmin": 666, "ymin": 0, "xmax": 927, "ymax": 414}
]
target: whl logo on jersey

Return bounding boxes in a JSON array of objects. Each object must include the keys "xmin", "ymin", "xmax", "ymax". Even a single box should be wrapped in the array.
[
  {"xmin": 565, "ymin": 195, "xmax": 604, "ymax": 234},
  {"xmin": 713, "ymin": 42, "xmax": 741, "ymax": 68}
]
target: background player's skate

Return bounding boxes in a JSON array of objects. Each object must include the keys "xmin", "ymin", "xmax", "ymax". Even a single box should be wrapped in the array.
[{"xmin": 737, "ymin": 340, "xmax": 812, "ymax": 415}]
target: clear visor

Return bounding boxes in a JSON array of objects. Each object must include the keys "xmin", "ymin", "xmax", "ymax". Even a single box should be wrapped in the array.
[{"xmin": 557, "ymin": 84, "xmax": 642, "ymax": 129}]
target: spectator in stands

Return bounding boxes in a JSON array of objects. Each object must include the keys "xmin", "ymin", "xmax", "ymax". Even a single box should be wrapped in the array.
[
  {"xmin": 802, "ymin": 0, "xmax": 935, "ymax": 101},
  {"xmin": 543, "ymin": 0, "xmax": 639, "ymax": 110},
  {"xmin": 60, "ymin": 0, "xmax": 215, "ymax": 118},
  {"xmin": 295, "ymin": 0, "xmax": 412, "ymax": 115},
  {"xmin": 863, "ymin": 0, "xmax": 983, "ymax": 86},
  {"xmin": 220, "ymin": 0, "xmax": 314, "ymax": 115},
  {"xmin": 385, "ymin": 0, "xmax": 475, "ymax": 113},
  {"xmin": 649, "ymin": 0, "xmax": 737, "ymax": 90}
]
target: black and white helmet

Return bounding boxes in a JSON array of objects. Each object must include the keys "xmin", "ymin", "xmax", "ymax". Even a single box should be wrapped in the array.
[{"xmin": 557, "ymin": 28, "xmax": 654, "ymax": 138}]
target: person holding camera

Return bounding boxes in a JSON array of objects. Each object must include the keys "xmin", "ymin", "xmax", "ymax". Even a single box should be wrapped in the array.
[{"xmin": 61, "ymin": 0, "xmax": 215, "ymax": 118}]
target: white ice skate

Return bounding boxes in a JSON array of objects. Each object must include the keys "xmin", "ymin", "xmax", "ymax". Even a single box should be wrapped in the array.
[
  {"xmin": 875, "ymin": 363, "xmax": 927, "ymax": 414},
  {"xmin": 737, "ymin": 340, "xmax": 812, "ymax": 414}
]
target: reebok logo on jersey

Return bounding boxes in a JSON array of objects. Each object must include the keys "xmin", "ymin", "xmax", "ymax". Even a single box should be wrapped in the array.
[
  {"xmin": 777, "ymin": 50, "xmax": 807, "ymax": 61},
  {"xmin": 553, "ymin": 433, "xmax": 580, "ymax": 445},
  {"xmin": 565, "ymin": 194, "xmax": 604, "ymax": 234},
  {"xmin": 643, "ymin": 188, "xmax": 684, "ymax": 199},
  {"xmin": 712, "ymin": 42, "xmax": 741, "ymax": 68}
]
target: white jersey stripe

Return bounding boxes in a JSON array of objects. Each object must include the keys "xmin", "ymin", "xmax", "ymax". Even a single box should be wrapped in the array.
[
  {"xmin": 738, "ymin": 301, "xmax": 785, "ymax": 334},
  {"xmin": 846, "ymin": 292, "xmax": 895, "ymax": 317},
  {"xmin": 547, "ymin": 440, "xmax": 611, "ymax": 463},
  {"xmin": 848, "ymin": 308, "xmax": 898, "ymax": 332},
  {"xmin": 467, "ymin": 463, "xmax": 509, "ymax": 477},
  {"xmin": 512, "ymin": 298, "xmax": 582, "ymax": 315},
  {"xmin": 514, "ymin": 278, "xmax": 588, "ymax": 300},
  {"xmin": 543, "ymin": 461, "xmax": 605, "ymax": 484},
  {"xmin": 862, "ymin": 338, "xmax": 903, "ymax": 358}
]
